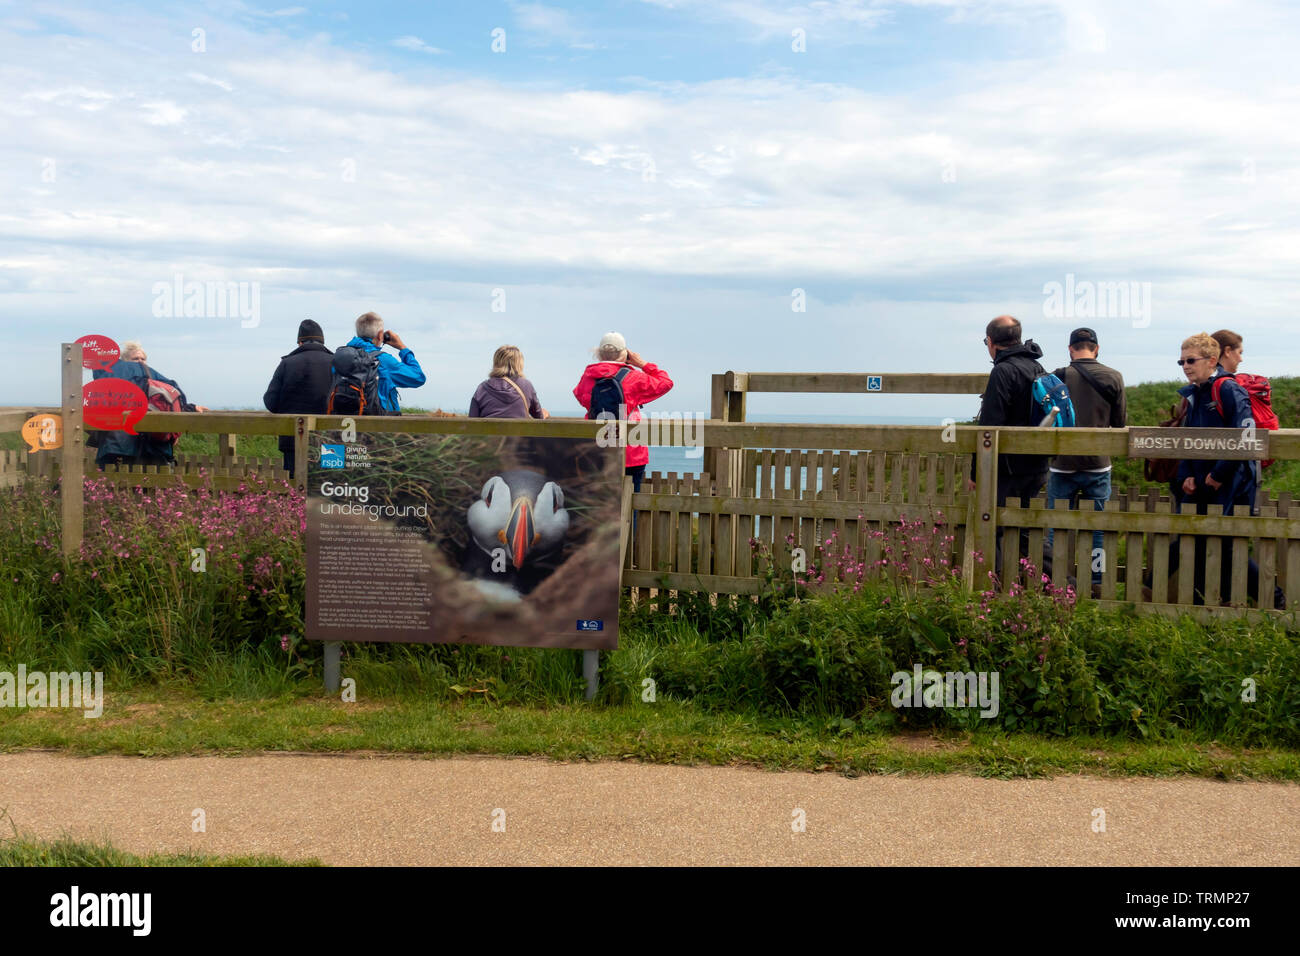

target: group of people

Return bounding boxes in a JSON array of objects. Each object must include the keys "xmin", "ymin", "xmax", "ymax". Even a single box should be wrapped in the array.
[
  {"xmin": 94, "ymin": 316, "xmax": 676, "ymax": 491},
  {"xmin": 262, "ymin": 314, "xmax": 427, "ymax": 476},
  {"xmin": 260, "ymin": 319, "xmax": 675, "ymax": 490},
  {"xmin": 90, "ymin": 311, "xmax": 1281, "ymax": 608},
  {"xmin": 90, "ymin": 341, "xmax": 210, "ymax": 469},
  {"xmin": 973, "ymin": 316, "xmax": 1282, "ymax": 608}
]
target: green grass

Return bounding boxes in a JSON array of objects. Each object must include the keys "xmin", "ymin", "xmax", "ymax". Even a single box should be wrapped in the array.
[
  {"xmin": 4, "ymin": 569, "xmax": 1299, "ymax": 751},
  {"xmin": 0, "ymin": 687, "xmax": 1295, "ymax": 779},
  {"xmin": 173, "ymin": 406, "xmax": 438, "ymax": 459},
  {"xmin": 0, "ymin": 831, "xmax": 320, "ymax": 866}
]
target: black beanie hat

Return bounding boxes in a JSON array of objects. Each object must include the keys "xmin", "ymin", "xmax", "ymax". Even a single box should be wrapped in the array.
[{"xmin": 298, "ymin": 319, "xmax": 325, "ymax": 342}]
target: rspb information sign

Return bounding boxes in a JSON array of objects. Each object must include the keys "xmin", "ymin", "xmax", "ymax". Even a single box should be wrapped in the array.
[
  {"xmin": 305, "ymin": 431, "xmax": 622, "ymax": 650},
  {"xmin": 1128, "ymin": 427, "xmax": 1269, "ymax": 460}
]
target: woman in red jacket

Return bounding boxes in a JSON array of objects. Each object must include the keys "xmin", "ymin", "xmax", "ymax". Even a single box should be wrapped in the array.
[{"xmin": 573, "ymin": 332, "xmax": 674, "ymax": 491}]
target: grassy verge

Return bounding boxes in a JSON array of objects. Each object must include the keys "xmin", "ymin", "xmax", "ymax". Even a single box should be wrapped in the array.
[
  {"xmin": 1, "ymin": 687, "xmax": 1296, "ymax": 780},
  {"xmin": 0, "ymin": 830, "xmax": 320, "ymax": 866}
]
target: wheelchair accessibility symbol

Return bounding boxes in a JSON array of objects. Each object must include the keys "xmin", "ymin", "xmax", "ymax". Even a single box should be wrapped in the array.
[{"xmin": 866, "ymin": 376, "xmax": 883, "ymax": 392}]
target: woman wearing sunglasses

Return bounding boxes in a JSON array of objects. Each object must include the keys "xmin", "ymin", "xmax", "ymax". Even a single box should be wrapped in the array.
[
  {"xmin": 1174, "ymin": 333, "xmax": 1252, "ymax": 506},
  {"xmin": 1163, "ymin": 333, "xmax": 1283, "ymax": 608}
]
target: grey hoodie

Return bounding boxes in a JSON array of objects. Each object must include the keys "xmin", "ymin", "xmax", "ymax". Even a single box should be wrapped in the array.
[{"xmin": 469, "ymin": 376, "xmax": 543, "ymax": 419}]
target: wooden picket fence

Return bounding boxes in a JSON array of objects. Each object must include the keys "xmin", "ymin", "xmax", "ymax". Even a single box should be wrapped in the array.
[
  {"xmin": 625, "ymin": 449, "xmax": 972, "ymax": 596},
  {"xmin": 0, "ymin": 443, "xmax": 290, "ymax": 491},
  {"xmin": 625, "ymin": 462, "xmax": 1300, "ymax": 615}
]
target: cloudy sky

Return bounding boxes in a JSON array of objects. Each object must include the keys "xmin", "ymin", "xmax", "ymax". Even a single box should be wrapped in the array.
[{"xmin": 5, "ymin": 0, "xmax": 1298, "ymax": 419}]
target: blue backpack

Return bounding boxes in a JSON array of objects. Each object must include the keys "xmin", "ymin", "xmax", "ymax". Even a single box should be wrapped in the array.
[
  {"xmin": 587, "ymin": 366, "xmax": 632, "ymax": 420},
  {"xmin": 1031, "ymin": 373, "xmax": 1076, "ymax": 427}
]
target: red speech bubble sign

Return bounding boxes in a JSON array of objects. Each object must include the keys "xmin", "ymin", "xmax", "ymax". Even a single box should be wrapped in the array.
[
  {"xmin": 83, "ymin": 379, "xmax": 149, "ymax": 435},
  {"xmin": 74, "ymin": 334, "xmax": 122, "ymax": 372}
]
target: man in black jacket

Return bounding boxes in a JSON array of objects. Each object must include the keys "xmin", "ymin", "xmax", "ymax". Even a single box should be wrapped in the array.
[
  {"xmin": 263, "ymin": 320, "xmax": 334, "ymax": 478},
  {"xmin": 968, "ymin": 315, "xmax": 1054, "ymax": 582}
]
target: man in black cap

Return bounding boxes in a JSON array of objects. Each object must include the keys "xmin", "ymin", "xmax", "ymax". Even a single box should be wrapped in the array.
[
  {"xmin": 263, "ymin": 320, "xmax": 334, "ymax": 478},
  {"xmin": 1045, "ymin": 327, "xmax": 1127, "ymax": 595}
]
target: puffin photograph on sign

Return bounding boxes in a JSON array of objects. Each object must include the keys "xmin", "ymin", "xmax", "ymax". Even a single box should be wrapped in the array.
[{"xmin": 306, "ymin": 432, "xmax": 622, "ymax": 650}]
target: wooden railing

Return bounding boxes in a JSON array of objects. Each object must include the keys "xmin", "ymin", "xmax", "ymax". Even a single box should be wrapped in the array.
[{"xmin": 704, "ymin": 369, "xmax": 987, "ymax": 479}]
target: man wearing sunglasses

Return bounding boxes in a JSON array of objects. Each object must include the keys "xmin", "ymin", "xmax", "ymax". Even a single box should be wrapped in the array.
[{"xmin": 968, "ymin": 315, "xmax": 1054, "ymax": 583}]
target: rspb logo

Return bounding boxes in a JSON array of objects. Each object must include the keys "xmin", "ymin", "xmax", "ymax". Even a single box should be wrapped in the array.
[
  {"xmin": 576, "ymin": 620, "xmax": 604, "ymax": 632},
  {"xmin": 321, "ymin": 444, "xmax": 346, "ymax": 470}
]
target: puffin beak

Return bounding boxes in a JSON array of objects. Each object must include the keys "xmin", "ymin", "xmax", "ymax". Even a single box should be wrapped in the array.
[{"xmin": 504, "ymin": 497, "xmax": 536, "ymax": 569}]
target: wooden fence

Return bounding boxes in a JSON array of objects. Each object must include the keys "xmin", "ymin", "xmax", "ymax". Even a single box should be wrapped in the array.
[
  {"xmin": 626, "ymin": 460, "xmax": 1300, "ymax": 620},
  {"xmin": 5, "ymin": 348, "xmax": 1299, "ymax": 620},
  {"xmin": 704, "ymin": 370, "xmax": 987, "ymax": 478}
]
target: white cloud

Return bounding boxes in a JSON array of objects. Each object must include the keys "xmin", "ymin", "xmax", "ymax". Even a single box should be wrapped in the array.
[
  {"xmin": 636, "ymin": 0, "xmax": 891, "ymax": 38},
  {"xmin": 6, "ymin": 0, "xmax": 1300, "ymax": 408},
  {"xmin": 510, "ymin": 2, "xmax": 598, "ymax": 48},
  {"xmin": 24, "ymin": 86, "xmax": 115, "ymax": 110},
  {"xmin": 187, "ymin": 72, "xmax": 234, "ymax": 91},
  {"xmin": 139, "ymin": 100, "xmax": 187, "ymax": 125},
  {"xmin": 244, "ymin": 4, "xmax": 308, "ymax": 17},
  {"xmin": 393, "ymin": 35, "xmax": 446, "ymax": 55}
]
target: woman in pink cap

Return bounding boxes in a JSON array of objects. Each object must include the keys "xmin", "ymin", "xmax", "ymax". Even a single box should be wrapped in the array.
[{"xmin": 573, "ymin": 332, "xmax": 673, "ymax": 491}]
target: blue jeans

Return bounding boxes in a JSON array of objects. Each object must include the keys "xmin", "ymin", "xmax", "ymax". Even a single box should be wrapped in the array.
[{"xmin": 1045, "ymin": 470, "xmax": 1111, "ymax": 586}]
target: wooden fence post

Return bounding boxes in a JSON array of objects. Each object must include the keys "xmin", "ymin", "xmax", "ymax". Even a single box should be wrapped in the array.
[
  {"xmin": 724, "ymin": 371, "xmax": 747, "ymax": 425},
  {"xmin": 962, "ymin": 429, "xmax": 998, "ymax": 590},
  {"xmin": 217, "ymin": 433, "xmax": 237, "ymax": 462},
  {"xmin": 294, "ymin": 416, "xmax": 314, "ymax": 495},
  {"xmin": 703, "ymin": 374, "xmax": 726, "ymax": 480},
  {"xmin": 60, "ymin": 343, "xmax": 85, "ymax": 557},
  {"xmin": 618, "ymin": 474, "xmax": 633, "ymax": 583},
  {"xmin": 722, "ymin": 372, "xmax": 747, "ymax": 496}
]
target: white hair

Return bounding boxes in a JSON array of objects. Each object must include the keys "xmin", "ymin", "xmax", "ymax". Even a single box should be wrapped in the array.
[
  {"xmin": 355, "ymin": 312, "xmax": 384, "ymax": 341},
  {"xmin": 122, "ymin": 340, "xmax": 146, "ymax": 361}
]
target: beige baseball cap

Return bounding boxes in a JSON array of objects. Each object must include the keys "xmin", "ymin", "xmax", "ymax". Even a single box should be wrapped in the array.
[{"xmin": 595, "ymin": 331, "xmax": 627, "ymax": 361}]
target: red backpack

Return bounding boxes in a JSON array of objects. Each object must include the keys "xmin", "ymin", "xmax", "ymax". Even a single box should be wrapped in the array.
[
  {"xmin": 143, "ymin": 379, "xmax": 185, "ymax": 447},
  {"xmin": 1211, "ymin": 372, "xmax": 1278, "ymax": 467}
]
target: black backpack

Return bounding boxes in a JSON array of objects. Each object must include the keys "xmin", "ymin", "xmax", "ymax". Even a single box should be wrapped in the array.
[
  {"xmin": 328, "ymin": 346, "xmax": 381, "ymax": 416},
  {"xmin": 587, "ymin": 366, "xmax": 632, "ymax": 420}
]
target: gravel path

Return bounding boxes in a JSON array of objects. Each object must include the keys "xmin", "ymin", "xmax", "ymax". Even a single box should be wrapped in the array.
[{"xmin": 2, "ymin": 753, "xmax": 1297, "ymax": 866}]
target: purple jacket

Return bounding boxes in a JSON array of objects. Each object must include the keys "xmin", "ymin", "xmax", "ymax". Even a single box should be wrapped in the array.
[{"xmin": 469, "ymin": 376, "xmax": 544, "ymax": 419}]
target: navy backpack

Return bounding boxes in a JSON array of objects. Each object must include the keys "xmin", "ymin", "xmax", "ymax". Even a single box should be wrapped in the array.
[{"xmin": 587, "ymin": 366, "xmax": 632, "ymax": 420}]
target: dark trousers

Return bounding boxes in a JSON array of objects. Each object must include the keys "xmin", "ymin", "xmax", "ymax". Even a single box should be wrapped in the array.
[
  {"xmin": 627, "ymin": 465, "xmax": 645, "ymax": 536},
  {"xmin": 996, "ymin": 470, "xmax": 1054, "ymax": 584},
  {"xmin": 278, "ymin": 436, "xmax": 296, "ymax": 480}
]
